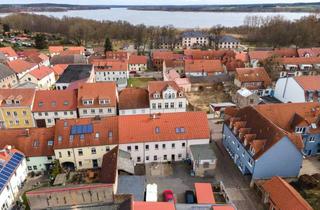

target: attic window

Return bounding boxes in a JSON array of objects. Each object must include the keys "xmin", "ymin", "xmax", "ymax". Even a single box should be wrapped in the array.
[
  {"xmin": 63, "ymin": 101, "xmax": 69, "ymax": 106},
  {"xmin": 58, "ymin": 136, "xmax": 62, "ymax": 143},
  {"xmin": 51, "ymin": 101, "xmax": 56, "ymax": 107},
  {"xmin": 32, "ymin": 140, "xmax": 40, "ymax": 148},
  {"xmin": 38, "ymin": 102, "xmax": 43, "ymax": 107},
  {"xmin": 99, "ymin": 99, "xmax": 110, "ymax": 105},
  {"xmin": 155, "ymin": 127, "xmax": 160, "ymax": 134},
  {"xmin": 64, "ymin": 121, "xmax": 68, "ymax": 127},
  {"xmin": 15, "ymin": 100, "xmax": 20, "ymax": 104},
  {"xmin": 69, "ymin": 135, "xmax": 74, "ymax": 143},
  {"xmin": 47, "ymin": 140, "xmax": 53, "ymax": 146},
  {"xmin": 108, "ymin": 131, "xmax": 113, "ymax": 139},
  {"xmin": 175, "ymin": 127, "xmax": 185, "ymax": 134},
  {"xmin": 95, "ymin": 132, "xmax": 100, "ymax": 139}
]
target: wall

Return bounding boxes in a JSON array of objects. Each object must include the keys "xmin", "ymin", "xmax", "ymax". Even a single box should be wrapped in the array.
[
  {"xmin": 0, "ymin": 74, "xmax": 18, "ymax": 89},
  {"xmin": 0, "ymin": 106, "xmax": 35, "ymax": 128},
  {"xmin": 119, "ymin": 108, "xmax": 150, "ymax": 115},
  {"xmin": 95, "ymin": 70, "xmax": 128, "ymax": 82},
  {"xmin": 128, "ymin": 64, "xmax": 147, "ymax": 72},
  {"xmin": 33, "ymin": 110, "xmax": 78, "ymax": 127},
  {"xmin": 26, "ymin": 156, "xmax": 55, "ymax": 172},
  {"xmin": 78, "ymin": 107, "xmax": 117, "ymax": 118},
  {"xmin": 274, "ymin": 77, "xmax": 305, "ymax": 103}
]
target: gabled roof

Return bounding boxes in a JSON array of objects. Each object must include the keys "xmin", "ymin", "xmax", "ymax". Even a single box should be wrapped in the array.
[
  {"xmin": 32, "ymin": 89, "xmax": 77, "ymax": 112},
  {"xmin": 274, "ymin": 48, "xmax": 298, "ymax": 57},
  {"xmin": 119, "ymin": 88, "xmax": 149, "ymax": 110},
  {"xmin": 56, "ymin": 64, "xmax": 93, "ymax": 84},
  {"xmin": 0, "ymin": 128, "xmax": 55, "ymax": 157},
  {"xmin": 148, "ymin": 81, "xmax": 181, "ymax": 98},
  {"xmin": 184, "ymin": 59, "xmax": 224, "ymax": 73},
  {"xmin": 235, "ymin": 67, "xmax": 272, "ymax": 88},
  {"xmin": 92, "ymin": 59, "xmax": 128, "ymax": 71},
  {"xmin": 48, "ymin": 46, "xmax": 64, "ymax": 54},
  {"xmin": 50, "ymin": 54, "xmax": 87, "ymax": 65},
  {"xmin": 52, "ymin": 64, "xmax": 69, "ymax": 76},
  {"xmin": 0, "ymin": 63, "xmax": 15, "ymax": 80},
  {"xmin": 248, "ymin": 50, "xmax": 273, "ymax": 61},
  {"xmin": 133, "ymin": 201, "xmax": 175, "ymax": 210},
  {"xmin": 182, "ymin": 31, "xmax": 208, "ymax": 38},
  {"xmin": 297, "ymin": 47, "xmax": 320, "ymax": 57},
  {"xmin": 0, "ymin": 88, "xmax": 35, "ymax": 107},
  {"xmin": 6, "ymin": 59, "xmax": 37, "ymax": 73},
  {"xmin": 152, "ymin": 50, "xmax": 183, "ymax": 60},
  {"xmin": 129, "ymin": 55, "xmax": 147, "ymax": 64},
  {"xmin": 77, "ymin": 82, "xmax": 117, "ymax": 108},
  {"xmin": 194, "ymin": 183, "xmax": 215, "ymax": 204},
  {"xmin": 294, "ymin": 76, "xmax": 320, "ymax": 91},
  {"xmin": 26, "ymin": 53, "xmax": 49, "ymax": 64},
  {"xmin": 100, "ymin": 146, "xmax": 118, "ymax": 184},
  {"xmin": 0, "ymin": 47, "xmax": 17, "ymax": 58},
  {"xmin": 262, "ymin": 176, "xmax": 313, "ymax": 210},
  {"xmin": 184, "ymin": 49, "xmax": 229, "ymax": 60},
  {"xmin": 29, "ymin": 66, "xmax": 54, "ymax": 80},
  {"xmin": 278, "ymin": 57, "xmax": 320, "ymax": 65},
  {"xmin": 218, "ymin": 35, "xmax": 239, "ymax": 43}
]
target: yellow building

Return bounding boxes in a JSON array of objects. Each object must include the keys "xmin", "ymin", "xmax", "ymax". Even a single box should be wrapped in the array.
[{"xmin": 0, "ymin": 89, "xmax": 36, "ymax": 129}]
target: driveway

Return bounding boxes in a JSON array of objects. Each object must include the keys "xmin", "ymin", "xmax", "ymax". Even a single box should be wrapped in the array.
[{"xmin": 209, "ymin": 119, "xmax": 265, "ymax": 210}]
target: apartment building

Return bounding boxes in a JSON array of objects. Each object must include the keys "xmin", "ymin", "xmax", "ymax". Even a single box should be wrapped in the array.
[
  {"xmin": 148, "ymin": 81, "xmax": 187, "ymax": 113},
  {"xmin": 181, "ymin": 31, "xmax": 209, "ymax": 48}
]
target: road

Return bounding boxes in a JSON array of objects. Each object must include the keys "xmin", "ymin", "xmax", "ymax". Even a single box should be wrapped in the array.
[{"xmin": 209, "ymin": 120, "xmax": 265, "ymax": 210}]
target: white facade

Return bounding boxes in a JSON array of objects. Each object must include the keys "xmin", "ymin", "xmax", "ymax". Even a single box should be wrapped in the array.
[
  {"xmin": 33, "ymin": 110, "xmax": 77, "ymax": 127},
  {"xmin": 21, "ymin": 71, "xmax": 55, "ymax": 90},
  {"xmin": 218, "ymin": 42, "xmax": 240, "ymax": 49},
  {"xmin": 128, "ymin": 64, "xmax": 147, "ymax": 73},
  {"xmin": 26, "ymin": 156, "xmax": 55, "ymax": 172},
  {"xmin": 182, "ymin": 37, "xmax": 209, "ymax": 48},
  {"xmin": 78, "ymin": 107, "xmax": 116, "ymax": 118},
  {"xmin": 95, "ymin": 70, "xmax": 129, "ymax": 82},
  {"xmin": 16, "ymin": 65, "xmax": 38, "ymax": 80},
  {"xmin": 119, "ymin": 108, "xmax": 150, "ymax": 116},
  {"xmin": 150, "ymin": 86, "xmax": 187, "ymax": 113},
  {"xmin": 274, "ymin": 77, "xmax": 306, "ymax": 103},
  {"xmin": 0, "ymin": 157, "xmax": 27, "ymax": 210}
]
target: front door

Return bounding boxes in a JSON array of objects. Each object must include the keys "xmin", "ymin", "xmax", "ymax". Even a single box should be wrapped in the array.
[{"xmin": 171, "ymin": 154, "xmax": 175, "ymax": 162}]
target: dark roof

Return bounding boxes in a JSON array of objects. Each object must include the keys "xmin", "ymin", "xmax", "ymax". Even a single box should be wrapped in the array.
[
  {"xmin": 117, "ymin": 176, "xmax": 145, "ymax": 201},
  {"xmin": 50, "ymin": 54, "xmax": 87, "ymax": 65},
  {"xmin": 218, "ymin": 35, "xmax": 240, "ymax": 43},
  {"xmin": 100, "ymin": 146, "xmax": 118, "ymax": 184},
  {"xmin": 56, "ymin": 64, "xmax": 93, "ymax": 84},
  {"xmin": 182, "ymin": 31, "xmax": 208, "ymax": 38},
  {"xmin": 119, "ymin": 88, "xmax": 149, "ymax": 110},
  {"xmin": 0, "ymin": 63, "xmax": 15, "ymax": 80}
]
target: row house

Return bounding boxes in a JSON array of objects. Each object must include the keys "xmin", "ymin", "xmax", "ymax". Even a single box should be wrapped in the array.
[
  {"xmin": 261, "ymin": 176, "xmax": 313, "ymax": 210},
  {"xmin": 53, "ymin": 112, "xmax": 209, "ymax": 169},
  {"xmin": 0, "ymin": 128, "xmax": 55, "ymax": 173},
  {"xmin": 0, "ymin": 47, "xmax": 18, "ymax": 61},
  {"xmin": 274, "ymin": 76, "xmax": 320, "ymax": 103},
  {"xmin": 119, "ymin": 87, "xmax": 150, "ymax": 115},
  {"xmin": 0, "ymin": 146, "xmax": 27, "ymax": 210},
  {"xmin": 277, "ymin": 57, "xmax": 320, "ymax": 77},
  {"xmin": 216, "ymin": 35, "xmax": 240, "ymax": 49},
  {"xmin": 152, "ymin": 50, "xmax": 184, "ymax": 71},
  {"xmin": 0, "ymin": 88, "xmax": 36, "ymax": 129},
  {"xmin": 55, "ymin": 64, "xmax": 95, "ymax": 90},
  {"xmin": 234, "ymin": 67, "xmax": 272, "ymax": 96},
  {"xmin": 255, "ymin": 102, "xmax": 320, "ymax": 156},
  {"xmin": 6, "ymin": 59, "xmax": 38, "ymax": 80},
  {"xmin": 32, "ymin": 90, "xmax": 78, "ymax": 127},
  {"xmin": 92, "ymin": 59, "xmax": 129, "ymax": 88},
  {"xmin": 128, "ymin": 55, "xmax": 148, "ymax": 73},
  {"xmin": 148, "ymin": 81, "xmax": 187, "ymax": 113},
  {"xmin": 0, "ymin": 63, "xmax": 18, "ymax": 89},
  {"xmin": 77, "ymin": 82, "xmax": 117, "ymax": 118},
  {"xmin": 184, "ymin": 59, "xmax": 224, "ymax": 77},
  {"xmin": 20, "ymin": 66, "xmax": 56, "ymax": 90},
  {"xmin": 223, "ymin": 106, "xmax": 303, "ymax": 180},
  {"xmin": 181, "ymin": 31, "xmax": 210, "ymax": 48}
]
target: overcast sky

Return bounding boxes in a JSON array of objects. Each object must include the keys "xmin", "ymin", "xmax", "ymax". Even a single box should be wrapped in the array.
[{"xmin": 4, "ymin": 0, "xmax": 319, "ymax": 5}]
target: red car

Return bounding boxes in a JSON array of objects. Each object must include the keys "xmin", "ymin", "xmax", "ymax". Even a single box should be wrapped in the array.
[{"xmin": 163, "ymin": 189, "xmax": 175, "ymax": 202}]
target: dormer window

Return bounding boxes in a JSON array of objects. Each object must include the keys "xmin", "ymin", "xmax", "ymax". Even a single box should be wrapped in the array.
[
  {"xmin": 38, "ymin": 102, "xmax": 43, "ymax": 107},
  {"xmin": 178, "ymin": 92, "xmax": 183, "ymax": 97},
  {"xmin": 6, "ymin": 100, "xmax": 12, "ymax": 105},
  {"xmin": 58, "ymin": 136, "xmax": 62, "ymax": 143},
  {"xmin": 295, "ymin": 127, "xmax": 306, "ymax": 134},
  {"xmin": 83, "ymin": 99, "xmax": 93, "ymax": 105},
  {"xmin": 15, "ymin": 100, "xmax": 20, "ymax": 104},
  {"xmin": 63, "ymin": 101, "xmax": 69, "ymax": 106},
  {"xmin": 154, "ymin": 93, "xmax": 160, "ymax": 99},
  {"xmin": 99, "ymin": 99, "xmax": 110, "ymax": 105}
]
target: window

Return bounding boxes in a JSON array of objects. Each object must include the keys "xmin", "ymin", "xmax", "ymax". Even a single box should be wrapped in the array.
[
  {"xmin": 26, "ymin": 157, "xmax": 30, "ymax": 161},
  {"xmin": 91, "ymin": 109, "xmax": 95, "ymax": 114},
  {"xmin": 155, "ymin": 127, "xmax": 160, "ymax": 134},
  {"xmin": 69, "ymin": 135, "xmax": 74, "ymax": 143},
  {"xmin": 127, "ymin": 146, "xmax": 131, "ymax": 151},
  {"xmin": 64, "ymin": 111, "xmax": 67, "ymax": 116},
  {"xmin": 33, "ymin": 166, "xmax": 37, "ymax": 170},
  {"xmin": 176, "ymin": 127, "xmax": 185, "ymax": 134},
  {"xmin": 164, "ymin": 155, "xmax": 167, "ymax": 160},
  {"xmin": 154, "ymin": 155, "xmax": 157, "ymax": 161},
  {"xmin": 170, "ymin": 102, "xmax": 174, "ymax": 108},
  {"xmin": 106, "ymin": 146, "xmax": 110, "ymax": 152},
  {"xmin": 145, "ymin": 145, "xmax": 149, "ymax": 150},
  {"xmin": 95, "ymin": 132, "xmax": 100, "ymax": 139},
  {"xmin": 80, "ymin": 134, "xmax": 85, "ymax": 140},
  {"xmin": 47, "ymin": 156, "xmax": 52, "ymax": 160},
  {"xmin": 309, "ymin": 136, "xmax": 316, "ymax": 142},
  {"xmin": 6, "ymin": 111, "xmax": 10, "ymax": 116},
  {"xmin": 91, "ymin": 148, "xmax": 96, "ymax": 154},
  {"xmin": 22, "ymin": 111, "xmax": 27, "ymax": 116},
  {"xmin": 137, "ymin": 156, "xmax": 141, "ymax": 162},
  {"xmin": 67, "ymin": 151, "xmax": 71, "ymax": 157},
  {"xmin": 146, "ymin": 156, "xmax": 149, "ymax": 161},
  {"xmin": 28, "ymin": 166, "xmax": 32, "ymax": 170},
  {"xmin": 178, "ymin": 102, "xmax": 183, "ymax": 108},
  {"xmin": 58, "ymin": 152, "xmax": 62, "ymax": 158},
  {"xmin": 54, "ymin": 112, "xmax": 58, "ymax": 116},
  {"xmin": 70, "ymin": 111, "xmax": 73, "ymax": 115},
  {"xmin": 15, "ymin": 120, "xmax": 19, "ymax": 125},
  {"xmin": 135, "ymin": 145, "xmax": 139, "ymax": 151},
  {"xmin": 162, "ymin": 144, "xmax": 166, "ymax": 149},
  {"xmin": 165, "ymin": 103, "xmax": 169, "ymax": 109},
  {"xmin": 178, "ymin": 154, "xmax": 182, "ymax": 158},
  {"xmin": 108, "ymin": 131, "xmax": 113, "ymax": 139},
  {"xmin": 45, "ymin": 112, "xmax": 48, "ymax": 116},
  {"xmin": 32, "ymin": 140, "xmax": 40, "ymax": 148},
  {"xmin": 108, "ymin": 108, "xmax": 112, "ymax": 113},
  {"xmin": 203, "ymin": 162, "xmax": 210, "ymax": 168},
  {"xmin": 182, "ymin": 142, "xmax": 186, "ymax": 147},
  {"xmin": 99, "ymin": 109, "xmax": 103, "ymax": 113},
  {"xmin": 83, "ymin": 109, "xmax": 87, "ymax": 114},
  {"xmin": 78, "ymin": 149, "xmax": 83, "ymax": 156},
  {"xmin": 172, "ymin": 143, "xmax": 175, "ymax": 149},
  {"xmin": 158, "ymin": 103, "xmax": 162, "ymax": 109},
  {"xmin": 78, "ymin": 161, "xmax": 82, "ymax": 167},
  {"xmin": 47, "ymin": 119, "xmax": 52, "ymax": 123},
  {"xmin": 155, "ymin": 144, "xmax": 159, "ymax": 150},
  {"xmin": 25, "ymin": 120, "xmax": 29, "ymax": 125},
  {"xmin": 152, "ymin": 103, "xmax": 156, "ymax": 109}
]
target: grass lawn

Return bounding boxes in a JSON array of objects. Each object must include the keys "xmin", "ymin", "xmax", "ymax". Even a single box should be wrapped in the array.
[{"xmin": 128, "ymin": 77, "xmax": 156, "ymax": 88}]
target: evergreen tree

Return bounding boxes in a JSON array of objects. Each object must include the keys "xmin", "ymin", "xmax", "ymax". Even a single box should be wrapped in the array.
[
  {"xmin": 34, "ymin": 34, "xmax": 47, "ymax": 49},
  {"xmin": 3, "ymin": 24, "xmax": 10, "ymax": 33},
  {"xmin": 104, "ymin": 36, "xmax": 113, "ymax": 53}
]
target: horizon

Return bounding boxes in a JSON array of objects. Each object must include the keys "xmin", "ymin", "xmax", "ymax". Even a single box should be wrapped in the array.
[{"xmin": 3, "ymin": 0, "xmax": 320, "ymax": 6}]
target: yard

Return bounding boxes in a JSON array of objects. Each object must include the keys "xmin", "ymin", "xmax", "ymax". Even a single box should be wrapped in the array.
[{"xmin": 128, "ymin": 77, "xmax": 156, "ymax": 88}]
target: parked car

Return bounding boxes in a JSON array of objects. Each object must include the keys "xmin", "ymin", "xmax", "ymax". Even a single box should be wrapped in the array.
[
  {"xmin": 163, "ymin": 189, "xmax": 175, "ymax": 202},
  {"xmin": 185, "ymin": 190, "xmax": 196, "ymax": 204}
]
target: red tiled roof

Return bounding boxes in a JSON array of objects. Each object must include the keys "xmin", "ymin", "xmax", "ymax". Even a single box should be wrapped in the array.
[
  {"xmin": 29, "ymin": 66, "xmax": 54, "ymax": 80},
  {"xmin": 48, "ymin": 46, "xmax": 64, "ymax": 54},
  {"xmin": 184, "ymin": 49, "xmax": 228, "ymax": 60},
  {"xmin": 133, "ymin": 201, "xmax": 175, "ymax": 210},
  {"xmin": 152, "ymin": 51, "xmax": 183, "ymax": 60},
  {"xmin": 119, "ymin": 88, "xmax": 149, "ymax": 109},
  {"xmin": 6, "ymin": 59, "xmax": 37, "ymax": 73},
  {"xmin": 212, "ymin": 205, "xmax": 236, "ymax": 210},
  {"xmin": 26, "ymin": 53, "xmax": 49, "ymax": 64},
  {"xmin": 194, "ymin": 183, "xmax": 215, "ymax": 204},
  {"xmin": 294, "ymin": 76, "xmax": 320, "ymax": 91},
  {"xmin": 274, "ymin": 48, "xmax": 298, "ymax": 57},
  {"xmin": 235, "ymin": 52, "xmax": 249, "ymax": 63},
  {"xmin": 91, "ymin": 59, "xmax": 128, "ymax": 71},
  {"xmin": 77, "ymin": 82, "xmax": 117, "ymax": 108},
  {"xmin": 297, "ymin": 48, "xmax": 320, "ymax": 57},
  {"xmin": 0, "ymin": 47, "xmax": 18, "ymax": 57},
  {"xmin": 235, "ymin": 67, "xmax": 272, "ymax": 88},
  {"xmin": 262, "ymin": 176, "xmax": 313, "ymax": 210},
  {"xmin": 184, "ymin": 59, "xmax": 224, "ymax": 73},
  {"xmin": 53, "ymin": 117, "xmax": 119, "ymax": 150},
  {"xmin": 148, "ymin": 81, "xmax": 181, "ymax": 98},
  {"xmin": 106, "ymin": 51, "xmax": 129, "ymax": 60},
  {"xmin": 129, "ymin": 55, "xmax": 147, "ymax": 64},
  {"xmin": 32, "ymin": 89, "xmax": 77, "ymax": 112},
  {"xmin": 0, "ymin": 88, "xmax": 35, "ymax": 107},
  {"xmin": 118, "ymin": 112, "xmax": 210, "ymax": 144},
  {"xmin": 248, "ymin": 50, "xmax": 273, "ymax": 61},
  {"xmin": 0, "ymin": 128, "xmax": 55, "ymax": 157},
  {"xmin": 52, "ymin": 64, "xmax": 69, "ymax": 76},
  {"xmin": 278, "ymin": 57, "xmax": 320, "ymax": 65},
  {"xmin": 65, "ymin": 46, "xmax": 85, "ymax": 55}
]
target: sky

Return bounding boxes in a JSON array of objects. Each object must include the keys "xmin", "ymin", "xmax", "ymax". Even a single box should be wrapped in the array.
[{"xmin": 3, "ymin": 0, "xmax": 319, "ymax": 5}]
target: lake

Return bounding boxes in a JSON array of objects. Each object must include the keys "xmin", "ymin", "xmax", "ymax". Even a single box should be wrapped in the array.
[{"xmin": 0, "ymin": 8, "xmax": 311, "ymax": 28}]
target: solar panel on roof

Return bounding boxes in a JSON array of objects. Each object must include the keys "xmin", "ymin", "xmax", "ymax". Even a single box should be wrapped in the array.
[
  {"xmin": 0, "ymin": 179, "xmax": 6, "ymax": 185},
  {"xmin": 0, "ymin": 173, "xmax": 9, "ymax": 180},
  {"xmin": 1, "ymin": 171, "xmax": 10, "ymax": 178},
  {"xmin": 87, "ymin": 124, "xmax": 93, "ymax": 133},
  {"xmin": 3, "ymin": 167, "xmax": 14, "ymax": 174},
  {"xmin": 15, "ymin": 152, "xmax": 23, "ymax": 159},
  {"xmin": 5, "ymin": 164, "xmax": 15, "ymax": 171},
  {"xmin": 71, "ymin": 124, "xmax": 94, "ymax": 135},
  {"xmin": 9, "ymin": 158, "xmax": 19, "ymax": 165}
]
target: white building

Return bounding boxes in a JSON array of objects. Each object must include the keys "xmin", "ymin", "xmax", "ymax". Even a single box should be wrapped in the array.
[
  {"xmin": 32, "ymin": 90, "xmax": 78, "ymax": 127},
  {"xmin": 274, "ymin": 76, "xmax": 320, "ymax": 103},
  {"xmin": 128, "ymin": 55, "xmax": 148, "ymax": 73},
  {"xmin": 216, "ymin": 35, "xmax": 240, "ymax": 49},
  {"xmin": 119, "ymin": 88, "xmax": 150, "ymax": 115},
  {"xmin": 181, "ymin": 31, "xmax": 209, "ymax": 48},
  {"xmin": 77, "ymin": 82, "xmax": 117, "ymax": 118},
  {"xmin": 20, "ymin": 66, "xmax": 56, "ymax": 90},
  {"xmin": 148, "ymin": 81, "xmax": 187, "ymax": 113},
  {"xmin": 6, "ymin": 59, "xmax": 38, "ymax": 80},
  {"xmin": 0, "ymin": 146, "xmax": 27, "ymax": 210}
]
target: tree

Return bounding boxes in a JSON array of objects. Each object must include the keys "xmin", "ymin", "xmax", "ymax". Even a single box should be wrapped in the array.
[
  {"xmin": 34, "ymin": 34, "xmax": 47, "ymax": 49},
  {"xmin": 259, "ymin": 55, "xmax": 280, "ymax": 81},
  {"xmin": 3, "ymin": 23, "xmax": 10, "ymax": 33},
  {"xmin": 104, "ymin": 36, "xmax": 113, "ymax": 53}
]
